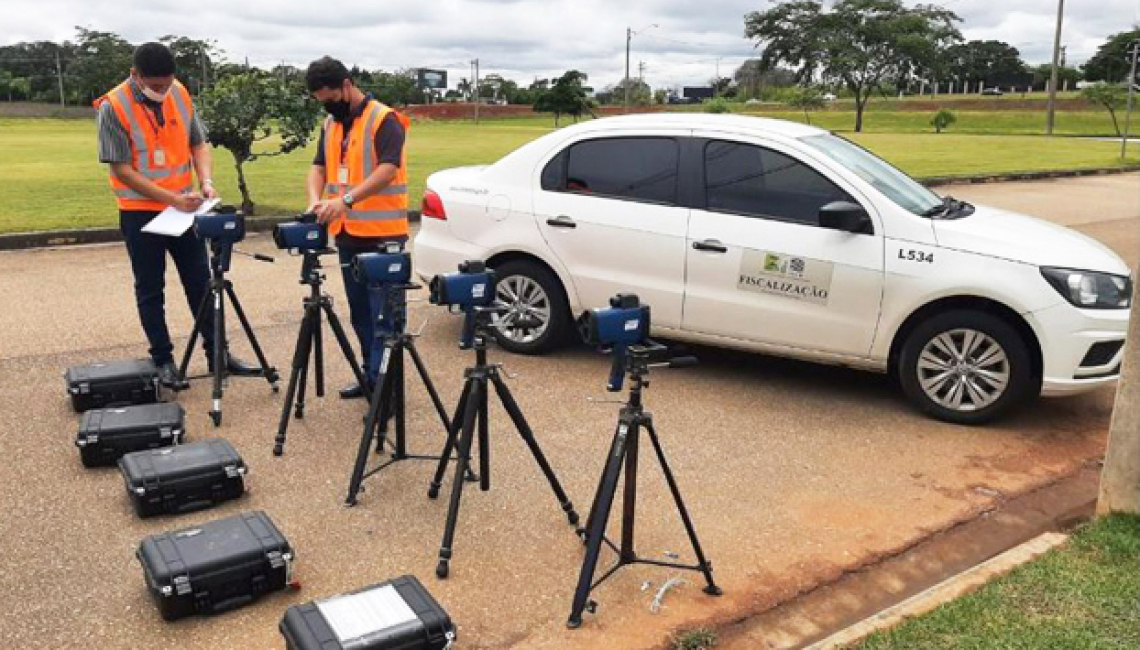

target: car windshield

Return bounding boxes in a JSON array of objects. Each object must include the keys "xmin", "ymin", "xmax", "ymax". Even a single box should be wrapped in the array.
[{"xmin": 801, "ymin": 133, "xmax": 944, "ymax": 216}]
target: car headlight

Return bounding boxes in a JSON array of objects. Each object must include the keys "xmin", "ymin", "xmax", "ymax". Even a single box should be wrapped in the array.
[{"xmin": 1041, "ymin": 268, "xmax": 1133, "ymax": 309}]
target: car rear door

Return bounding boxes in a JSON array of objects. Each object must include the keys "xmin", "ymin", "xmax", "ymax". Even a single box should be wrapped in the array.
[
  {"xmin": 532, "ymin": 132, "xmax": 690, "ymax": 327},
  {"xmin": 682, "ymin": 134, "xmax": 885, "ymax": 357}
]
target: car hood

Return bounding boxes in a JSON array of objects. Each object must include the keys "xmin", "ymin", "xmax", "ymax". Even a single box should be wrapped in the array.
[{"xmin": 933, "ymin": 204, "xmax": 1131, "ymax": 276}]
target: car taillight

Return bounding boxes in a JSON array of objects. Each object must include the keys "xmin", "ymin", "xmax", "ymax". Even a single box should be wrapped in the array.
[{"xmin": 422, "ymin": 189, "xmax": 447, "ymax": 220}]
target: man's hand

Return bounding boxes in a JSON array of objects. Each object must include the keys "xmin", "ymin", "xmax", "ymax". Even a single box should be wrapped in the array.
[
  {"xmin": 311, "ymin": 198, "xmax": 347, "ymax": 224},
  {"xmin": 201, "ymin": 182, "xmax": 219, "ymax": 200},
  {"xmin": 172, "ymin": 192, "xmax": 204, "ymax": 213}
]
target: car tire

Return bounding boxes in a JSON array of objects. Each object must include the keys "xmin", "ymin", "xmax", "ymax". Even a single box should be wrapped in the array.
[
  {"xmin": 897, "ymin": 310, "xmax": 1035, "ymax": 425},
  {"xmin": 489, "ymin": 259, "xmax": 572, "ymax": 355}
]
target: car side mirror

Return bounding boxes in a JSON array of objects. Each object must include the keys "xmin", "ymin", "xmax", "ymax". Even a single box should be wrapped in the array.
[{"xmin": 819, "ymin": 201, "xmax": 873, "ymax": 235}]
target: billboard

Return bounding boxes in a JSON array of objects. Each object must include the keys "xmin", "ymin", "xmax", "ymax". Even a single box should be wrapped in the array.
[{"xmin": 417, "ymin": 69, "xmax": 448, "ymax": 90}]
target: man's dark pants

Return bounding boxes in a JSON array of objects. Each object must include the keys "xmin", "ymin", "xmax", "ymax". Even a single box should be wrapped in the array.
[{"xmin": 120, "ymin": 210, "xmax": 216, "ymax": 365}]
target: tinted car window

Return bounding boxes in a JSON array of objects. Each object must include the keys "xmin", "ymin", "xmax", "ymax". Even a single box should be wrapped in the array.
[
  {"xmin": 557, "ymin": 138, "xmax": 679, "ymax": 204},
  {"xmin": 705, "ymin": 140, "xmax": 853, "ymax": 225},
  {"xmin": 540, "ymin": 150, "xmax": 566, "ymax": 191}
]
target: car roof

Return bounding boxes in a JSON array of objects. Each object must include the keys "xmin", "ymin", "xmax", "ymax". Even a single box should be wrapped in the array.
[{"xmin": 561, "ymin": 113, "xmax": 829, "ymax": 139}]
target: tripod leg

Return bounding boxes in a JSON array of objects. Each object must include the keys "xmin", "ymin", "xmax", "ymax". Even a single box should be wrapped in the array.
[
  {"xmin": 489, "ymin": 373, "xmax": 578, "ymax": 525},
  {"xmin": 344, "ymin": 343, "xmax": 396, "ymax": 506},
  {"xmin": 406, "ymin": 340, "xmax": 451, "ymax": 431},
  {"xmin": 644, "ymin": 420, "xmax": 722, "ymax": 596},
  {"xmin": 620, "ymin": 420, "xmax": 640, "ymax": 563},
  {"xmin": 393, "ymin": 345, "xmax": 407, "ymax": 459},
  {"xmin": 567, "ymin": 419, "xmax": 631, "ymax": 629},
  {"xmin": 313, "ymin": 307, "xmax": 325, "ymax": 398},
  {"xmin": 295, "ymin": 338, "xmax": 310, "ymax": 419},
  {"xmin": 178, "ymin": 289, "xmax": 211, "ymax": 384},
  {"xmin": 428, "ymin": 381, "xmax": 473, "ymax": 499},
  {"xmin": 210, "ymin": 288, "xmax": 225, "ymax": 427},
  {"xmin": 436, "ymin": 379, "xmax": 483, "ymax": 579},
  {"xmin": 321, "ymin": 303, "xmax": 369, "ymax": 402},
  {"xmin": 478, "ymin": 371, "xmax": 489, "ymax": 491},
  {"xmin": 273, "ymin": 306, "xmax": 317, "ymax": 456},
  {"xmin": 223, "ymin": 283, "xmax": 279, "ymax": 387}
]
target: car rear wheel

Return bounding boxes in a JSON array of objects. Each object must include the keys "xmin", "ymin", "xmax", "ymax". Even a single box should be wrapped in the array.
[
  {"xmin": 490, "ymin": 260, "xmax": 571, "ymax": 354},
  {"xmin": 898, "ymin": 310, "xmax": 1034, "ymax": 425}
]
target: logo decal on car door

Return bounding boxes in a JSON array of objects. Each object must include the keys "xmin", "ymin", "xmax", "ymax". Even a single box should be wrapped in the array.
[{"xmin": 739, "ymin": 249, "xmax": 834, "ymax": 305}]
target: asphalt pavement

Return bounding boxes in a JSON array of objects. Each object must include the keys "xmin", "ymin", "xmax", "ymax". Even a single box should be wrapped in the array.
[{"xmin": 0, "ymin": 173, "xmax": 1135, "ymax": 649}]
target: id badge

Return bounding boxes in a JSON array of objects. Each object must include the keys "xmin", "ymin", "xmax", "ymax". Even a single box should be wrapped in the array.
[
  {"xmin": 153, "ymin": 149, "xmax": 167, "ymax": 166},
  {"xmin": 337, "ymin": 167, "xmax": 349, "ymax": 185}
]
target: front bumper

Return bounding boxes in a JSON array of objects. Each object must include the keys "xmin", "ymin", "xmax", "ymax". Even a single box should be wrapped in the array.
[{"xmin": 1028, "ymin": 302, "xmax": 1130, "ymax": 397}]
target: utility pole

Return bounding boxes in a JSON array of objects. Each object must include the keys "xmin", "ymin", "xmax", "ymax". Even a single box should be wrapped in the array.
[
  {"xmin": 200, "ymin": 46, "xmax": 209, "ymax": 96},
  {"xmin": 472, "ymin": 58, "xmax": 480, "ymax": 124},
  {"xmin": 1098, "ymin": 275, "xmax": 1140, "ymax": 516},
  {"xmin": 1046, "ymin": 0, "xmax": 1064, "ymax": 135},
  {"xmin": 624, "ymin": 27, "xmax": 632, "ymax": 112},
  {"xmin": 1121, "ymin": 41, "xmax": 1138, "ymax": 159},
  {"xmin": 54, "ymin": 49, "xmax": 65, "ymax": 107}
]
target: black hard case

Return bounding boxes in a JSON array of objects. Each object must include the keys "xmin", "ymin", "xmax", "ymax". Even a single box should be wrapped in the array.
[
  {"xmin": 75, "ymin": 402, "xmax": 185, "ymax": 468},
  {"xmin": 65, "ymin": 358, "xmax": 160, "ymax": 412},
  {"xmin": 280, "ymin": 575, "xmax": 455, "ymax": 650},
  {"xmin": 119, "ymin": 439, "xmax": 247, "ymax": 518},
  {"xmin": 137, "ymin": 510, "xmax": 293, "ymax": 621}
]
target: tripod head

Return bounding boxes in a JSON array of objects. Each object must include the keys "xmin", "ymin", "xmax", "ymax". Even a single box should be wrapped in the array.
[
  {"xmin": 354, "ymin": 244, "xmax": 417, "ymax": 337},
  {"xmin": 196, "ymin": 207, "xmax": 274, "ymax": 274},
  {"xmin": 580, "ymin": 294, "xmax": 695, "ymax": 394},
  {"xmin": 429, "ymin": 261, "xmax": 499, "ymax": 350}
]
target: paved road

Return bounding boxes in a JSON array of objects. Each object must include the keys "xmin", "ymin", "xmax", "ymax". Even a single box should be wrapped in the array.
[{"xmin": 0, "ymin": 174, "xmax": 1134, "ymax": 649}]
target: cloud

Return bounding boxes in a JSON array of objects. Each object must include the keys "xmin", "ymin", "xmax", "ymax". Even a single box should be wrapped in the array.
[{"xmin": 3, "ymin": 0, "xmax": 1137, "ymax": 90}]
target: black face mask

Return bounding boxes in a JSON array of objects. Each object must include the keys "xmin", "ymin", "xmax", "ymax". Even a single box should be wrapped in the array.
[{"xmin": 323, "ymin": 99, "xmax": 351, "ymax": 121}]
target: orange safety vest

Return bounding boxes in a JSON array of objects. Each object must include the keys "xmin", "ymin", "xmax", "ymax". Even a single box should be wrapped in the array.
[
  {"xmin": 94, "ymin": 79, "xmax": 195, "ymax": 211},
  {"xmin": 322, "ymin": 99, "xmax": 411, "ymax": 238}
]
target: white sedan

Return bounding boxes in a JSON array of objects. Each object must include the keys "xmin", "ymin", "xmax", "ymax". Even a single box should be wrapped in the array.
[{"xmin": 414, "ymin": 114, "xmax": 1132, "ymax": 424}]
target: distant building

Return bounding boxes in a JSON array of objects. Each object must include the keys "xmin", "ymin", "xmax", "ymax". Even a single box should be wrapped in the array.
[{"xmin": 683, "ymin": 86, "xmax": 715, "ymax": 101}]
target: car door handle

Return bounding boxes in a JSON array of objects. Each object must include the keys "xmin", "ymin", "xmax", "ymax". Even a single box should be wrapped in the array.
[
  {"xmin": 546, "ymin": 215, "xmax": 577, "ymax": 229},
  {"xmin": 692, "ymin": 239, "xmax": 728, "ymax": 253}
]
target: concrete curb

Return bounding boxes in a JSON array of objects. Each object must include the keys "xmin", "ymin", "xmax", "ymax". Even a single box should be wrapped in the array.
[
  {"xmin": 2, "ymin": 165, "xmax": 1138, "ymax": 251},
  {"xmin": 0, "ymin": 211, "xmax": 422, "ymax": 252},
  {"xmin": 804, "ymin": 531, "xmax": 1071, "ymax": 649}
]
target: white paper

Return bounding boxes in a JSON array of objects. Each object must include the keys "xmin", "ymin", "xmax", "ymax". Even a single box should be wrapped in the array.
[
  {"xmin": 142, "ymin": 198, "xmax": 221, "ymax": 237},
  {"xmin": 316, "ymin": 585, "xmax": 418, "ymax": 643}
]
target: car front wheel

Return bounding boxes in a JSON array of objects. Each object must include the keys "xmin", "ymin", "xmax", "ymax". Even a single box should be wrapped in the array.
[
  {"xmin": 898, "ymin": 310, "xmax": 1035, "ymax": 425},
  {"xmin": 490, "ymin": 259, "xmax": 571, "ymax": 354}
]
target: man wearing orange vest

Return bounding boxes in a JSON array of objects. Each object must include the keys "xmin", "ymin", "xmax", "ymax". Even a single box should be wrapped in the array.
[
  {"xmin": 96, "ymin": 43, "xmax": 256, "ymax": 387},
  {"xmin": 305, "ymin": 57, "xmax": 411, "ymax": 399}
]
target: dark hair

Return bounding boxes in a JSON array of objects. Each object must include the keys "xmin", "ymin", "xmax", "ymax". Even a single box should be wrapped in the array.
[
  {"xmin": 133, "ymin": 42, "xmax": 176, "ymax": 77},
  {"xmin": 306, "ymin": 56, "xmax": 352, "ymax": 92}
]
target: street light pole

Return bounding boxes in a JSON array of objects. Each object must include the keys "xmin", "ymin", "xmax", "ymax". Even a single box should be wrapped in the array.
[
  {"xmin": 625, "ymin": 27, "xmax": 632, "ymax": 113},
  {"xmin": 1121, "ymin": 41, "xmax": 1138, "ymax": 159},
  {"xmin": 1046, "ymin": 0, "xmax": 1064, "ymax": 135}
]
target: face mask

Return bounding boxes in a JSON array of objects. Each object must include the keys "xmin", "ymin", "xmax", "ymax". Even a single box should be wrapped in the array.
[
  {"xmin": 139, "ymin": 83, "xmax": 169, "ymax": 103},
  {"xmin": 323, "ymin": 98, "xmax": 351, "ymax": 121}
]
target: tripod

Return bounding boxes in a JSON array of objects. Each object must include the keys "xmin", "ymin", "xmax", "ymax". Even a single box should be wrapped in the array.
[
  {"xmin": 427, "ymin": 307, "xmax": 580, "ymax": 578},
  {"xmin": 344, "ymin": 281, "xmax": 458, "ymax": 506},
  {"xmin": 273, "ymin": 249, "xmax": 370, "ymax": 456},
  {"xmin": 178, "ymin": 239, "xmax": 279, "ymax": 427},
  {"xmin": 567, "ymin": 343, "xmax": 720, "ymax": 629}
]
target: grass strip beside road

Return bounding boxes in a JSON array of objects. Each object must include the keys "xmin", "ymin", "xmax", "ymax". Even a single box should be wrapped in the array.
[
  {"xmin": 856, "ymin": 514, "xmax": 1140, "ymax": 650},
  {"xmin": 0, "ymin": 117, "xmax": 1137, "ymax": 234}
]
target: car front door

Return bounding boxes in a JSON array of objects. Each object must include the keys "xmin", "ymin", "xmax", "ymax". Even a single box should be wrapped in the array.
[
  {"xmin": 682, "ymin": 136, "xmax": 885, "ymax": 358},
  {"xmin": 532, "ymin": 133, "xmax": 690, "ymax": 327}
]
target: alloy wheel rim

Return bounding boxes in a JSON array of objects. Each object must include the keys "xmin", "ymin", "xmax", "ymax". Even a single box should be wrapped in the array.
[
  {"xmin": 493, "ymin": 275, "xmax": 551, "ymax": 344},
  {"xmin": 917, "ymin": 328, "xmax": 1010, "ymax": 412}
]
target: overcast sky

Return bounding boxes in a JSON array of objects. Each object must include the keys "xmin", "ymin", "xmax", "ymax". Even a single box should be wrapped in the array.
[{"xmin": 3, "ymin": 0, "xmax": 1139, "ymax": 90}]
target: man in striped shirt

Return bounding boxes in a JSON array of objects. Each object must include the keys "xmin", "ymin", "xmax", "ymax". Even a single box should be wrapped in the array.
[{"xmin": 97, "ymin": 42, "xmax": 255, "ymax": 386}]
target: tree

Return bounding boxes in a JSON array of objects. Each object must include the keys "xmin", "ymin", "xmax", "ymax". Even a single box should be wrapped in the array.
[
  {"xmin": 1031, "ymin": 63, "xmax": 1081, "ymax": 91},
  {"xmin": 944, "ymin": 40, "xmax": 1026, "ymax": 88},
  {"xmin": 1082, "ymin": 28, "xmax": 1140, "ymax": 83},
  {"xmin": 197, "ymin": 73, "xmax": 321, "ymax": 214},
  {"xmin": 786, "ymin": 86, "xmax": 825, "ymax": 124},
  {"xmin": 534, "ymin": 70, "xmax": 594, "ymax": 126},
  {"xmin": 746, "ymin": 0, "xmax": 962, "ymax": 132},
  {"xmin": 930, "ymin": 108, "xmax": 956, "ymax": 133},
  {"xmin": 159, "ymin": 35, "xmax": 221, "ymax": 95},
  {"xmin": 68, "ymin": 27, "xmax": 134, "ymax": 104},
  {"xmin": 710, "ymin": 76, "xmax": 735, "ymax": 97},
  {"xmin": 733, "ymin": 59, "xmax": 796, "ymax": 100},
  {"xmin": 1082, "ymin": 83, "xmax": 1128, "ymax": 137},
  {"xmin": 605, "ymin": 77, "xmax": 652, "ymax": 106}
]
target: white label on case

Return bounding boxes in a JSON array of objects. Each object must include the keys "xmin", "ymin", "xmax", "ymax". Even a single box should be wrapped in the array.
[{"xmin": 317, "ymin": 585, "xmax": 418, "ymax": 643}]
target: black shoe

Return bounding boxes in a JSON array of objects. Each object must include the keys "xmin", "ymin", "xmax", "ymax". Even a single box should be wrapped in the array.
[
  {"xmin": 207, "ymin": 352, "xmax": 261, "ymax": 376},
  {"xmin": 339, "ymin": 383, "xmax": 367, "ymax": 400},
  {"xmin": 156, "ymin": 362, "xmax": 186, "ymax": 390}
]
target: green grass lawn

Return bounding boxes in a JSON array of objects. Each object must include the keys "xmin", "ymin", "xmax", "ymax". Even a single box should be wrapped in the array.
[
  {"xmin": 856, "ymin": 514, "xmax": 1140, "ymax": 650},
  {"xmin": 0, "ymin": 115, "xmax": 1136, "ymax": 234}
]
